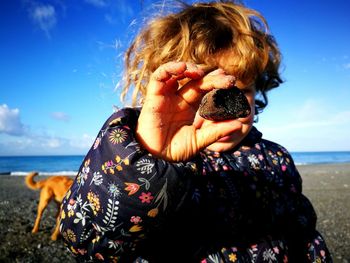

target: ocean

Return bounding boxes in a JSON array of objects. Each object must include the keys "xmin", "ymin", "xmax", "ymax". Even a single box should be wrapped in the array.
[
  {"xmin": 0, "ymin": 155, "xmax": 84, "ymax": 176},
  {"xmin": 0, "ymin": 152, "xmax": 350, "ymax": 176}
]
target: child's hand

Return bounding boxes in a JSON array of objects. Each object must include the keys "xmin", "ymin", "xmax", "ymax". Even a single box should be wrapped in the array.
[{"xmin": 136, "ymin": 61, "xmax": 243, "ymax": 162}]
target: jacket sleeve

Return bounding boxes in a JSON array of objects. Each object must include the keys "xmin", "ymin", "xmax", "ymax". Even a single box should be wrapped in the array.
[
  {"xmin": 59, "ymin": 108, "xmax": 196, "ymax": 262},
  {"xmin": 263, "ymin": 142, "xmax": 332, "ymax": 262}
]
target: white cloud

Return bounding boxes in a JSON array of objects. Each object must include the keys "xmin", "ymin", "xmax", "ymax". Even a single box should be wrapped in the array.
[
  {"xmin": 45, "ymin": 138, "xmax": 61, "ymax": 148},
  {"xmin": 28, "ymin": 3, "xmax": 57, "ymax": 37},
  {"xmin": 0, "ymin": 104, "xmax": 25, "ymax": 136},
  {"xmin": 51, "ymin": 112, "xmax": 70, "ymax": 122},
  {"xmin": 0, "ymin": 132, "xmax": 95, "ymax": 155},
  {"xmin": 261, "ymin": 114, "xmax": 349, "ymax": 133},
  {"xmin": 265, "ymin": 99, "xmax": 350, "ymax": 132},
  {"xmin": 69, "ymin": 134, "xmax": 95, "ymax": 149},
  {"xmin": 255, "ymin": 98, "xmax": 350, "ymax": 151},
  {"xmin": 344, "ymin": 63, "xmax": 350, "ymax": 69},
  {"xmin": 0, "ymin": 104, "xmax": 94, "ymax": 155}
]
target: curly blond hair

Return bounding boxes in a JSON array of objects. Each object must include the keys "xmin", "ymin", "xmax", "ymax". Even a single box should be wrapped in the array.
[{"xmin": 121, "ymin": 0, "xmax": 282, "ymax": 110}]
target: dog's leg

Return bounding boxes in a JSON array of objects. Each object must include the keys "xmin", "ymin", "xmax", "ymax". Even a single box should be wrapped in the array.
[
  {"xmin": 51, "ymin": 202, "xmax": 61, "ymax": 241},
  {"xmin": 32, "ymin": 188, "xmax": 52, "ymax": 234}
]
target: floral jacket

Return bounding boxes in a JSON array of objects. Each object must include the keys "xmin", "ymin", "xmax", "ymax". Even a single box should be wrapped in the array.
[{"xmin": 60, "ymin": 108, "xmax": 332, "ymax": 263}]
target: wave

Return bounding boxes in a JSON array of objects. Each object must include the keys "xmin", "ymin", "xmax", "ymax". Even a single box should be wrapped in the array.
[
  {"xmin": 294, "ymin": 162, "xmax": 309, "ymax": 166},
  {"xmin": 7, "ymin": 171, "xmax": 78, "ymax": 176}
]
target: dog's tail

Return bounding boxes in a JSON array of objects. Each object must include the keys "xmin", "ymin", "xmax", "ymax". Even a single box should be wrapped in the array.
[{"xmin": 25, "ymin": 172, "xmax": 46, "ymax": 190}]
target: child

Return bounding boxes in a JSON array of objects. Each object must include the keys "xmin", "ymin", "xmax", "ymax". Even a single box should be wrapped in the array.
[{"xmin": 60, "ymin": 1, "xmax": 333, "ymax": 262}]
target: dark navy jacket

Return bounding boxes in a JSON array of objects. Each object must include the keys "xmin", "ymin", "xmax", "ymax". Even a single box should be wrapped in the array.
[{"xmin": 60, "ymin": 108, "xmax": 332, "ymax": 263}]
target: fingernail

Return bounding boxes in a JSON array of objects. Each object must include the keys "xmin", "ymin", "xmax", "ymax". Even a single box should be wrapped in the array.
[
  {"xmin": 207, "ymin": 68, "xmax": 226, "ymax": 76},
  {"xmin": 224, "ymin": 75, "xmax": 236, "ymax": 86},
  {"xmin": 186, "ymin": 63, "xmax": 202, "ymax": 72},
  {"xmin": 186, "ymin": 63, "xmax": 205, "ymax": 77}
]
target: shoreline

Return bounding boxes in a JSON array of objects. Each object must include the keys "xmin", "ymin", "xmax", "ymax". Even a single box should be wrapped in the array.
[
  {"xmin": 1, "ymin": 161, "xmax": 350, "ymax": 176},
  {"xmin": 2, "ymin": 171, "xmax": 78, "ymax": 176},
  {"xmin": 0, "ymin": 163, "xmax": 349, "ymax": 262}
]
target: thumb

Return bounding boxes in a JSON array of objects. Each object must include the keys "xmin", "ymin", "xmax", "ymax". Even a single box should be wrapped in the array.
[{"xmin": 195, "ymin": 121, "xmax": 242, "ymax": 150}]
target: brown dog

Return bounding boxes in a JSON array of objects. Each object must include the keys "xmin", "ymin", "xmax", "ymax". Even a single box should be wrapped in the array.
[{"xmin": 25, "ymin": 172, "xmax": 73, "ymax": 240}]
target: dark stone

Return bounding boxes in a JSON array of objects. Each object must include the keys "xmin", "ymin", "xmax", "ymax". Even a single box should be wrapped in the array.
[{"xmin": 198, "ymin": 86, "xmax": 251, "ymax": 121}]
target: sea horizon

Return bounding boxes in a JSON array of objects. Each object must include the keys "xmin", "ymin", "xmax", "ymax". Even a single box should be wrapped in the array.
[
  {"xmin": 1, "ymin": 151, "xmax": 350, "ymax": 176},
  {"xmin": 1, "ymin": 150, "xmax": 350, "ymax": 158}
]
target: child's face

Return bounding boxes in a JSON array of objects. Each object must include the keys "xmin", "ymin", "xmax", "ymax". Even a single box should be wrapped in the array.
[{"xmin": 201, "ymin": 80, "xmax": 256, "ymax": 152}]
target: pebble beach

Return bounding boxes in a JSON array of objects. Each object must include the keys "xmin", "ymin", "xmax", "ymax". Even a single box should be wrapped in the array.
[{"xmin": 0, "ymin": 163, "xmax": 349, "ymax": 262}]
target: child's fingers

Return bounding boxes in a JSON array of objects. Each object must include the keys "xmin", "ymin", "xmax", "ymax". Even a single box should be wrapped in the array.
[
  {"xmin": 149, "ymin": 61, "xmax": 204, "ymax": 95},
  {"xmin": 177, "ymin": 70, "xmax": 236, "ymax": 107},
  {"xmin": 183, "ymin": 62, "xmax": 206, "ymax": 79},
  {"xmin": 193, "ymin": 111, "xmax": 205, "ymax": 129},
  {"xmin": 151, "ymin": 61, "xmax": 186, "ymax": 82},
  {"xmin": 195, "ymin": 120, "xmax": 242, "ymax": 149}
]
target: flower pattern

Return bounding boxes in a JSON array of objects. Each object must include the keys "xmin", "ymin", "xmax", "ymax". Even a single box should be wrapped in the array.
[
  {"xmin": 125, "ymin": 182, "xmax": 140, "ymax": 195},
  {"xmin": 59, "ymin": 108, "xmax": 332, "ymax": 262},
  {"xmin": 87, "ymin": 191, "xmax": 100, "ymax": 215},
  {"xmin": 109, "ymin": 128, "xmax": 128, "ymax": 144},
  {"xmin": 138, "ymin": 192, "xmax": 154, "ymax": 204}
]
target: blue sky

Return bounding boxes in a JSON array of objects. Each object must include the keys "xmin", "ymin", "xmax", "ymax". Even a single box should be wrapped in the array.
[{"xmin": 1, "ymin": 0, "xmax": 349, "ymax": 156}]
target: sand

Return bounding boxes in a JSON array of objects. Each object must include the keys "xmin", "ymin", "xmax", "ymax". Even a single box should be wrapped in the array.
[
  {"xmin": 0, "ymin": 163, "xmax": 349, "ymax": 262},
  {"xmin": 299, "ymin": 164, "xmax": 350, "ymax": 263}
]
